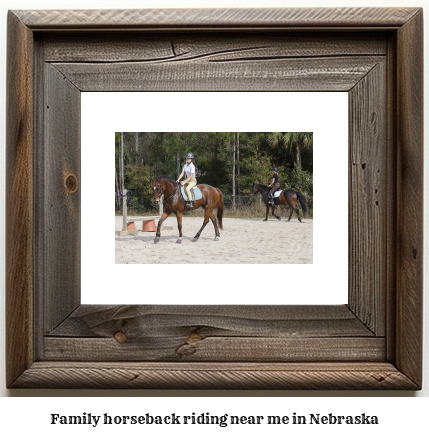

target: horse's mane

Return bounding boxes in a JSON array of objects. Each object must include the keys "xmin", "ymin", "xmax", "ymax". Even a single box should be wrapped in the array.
[{"xmin": 255, "ymin": 183, "xmax": 270, "ymax": 190}]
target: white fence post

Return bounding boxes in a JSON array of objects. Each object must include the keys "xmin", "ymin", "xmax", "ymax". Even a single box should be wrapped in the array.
[
  {"xmin": 122, "ymin": 188, "xmax": 127, "ymax": 231},
  {"xmin": 159, "ymin": 194, "xmax": 164, "ymax": 217}
]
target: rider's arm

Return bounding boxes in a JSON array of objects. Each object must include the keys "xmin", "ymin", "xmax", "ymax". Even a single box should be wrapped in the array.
[
  {"xmin": 268, "ymin": 177, "xmax": 275, "ymax": 187},
  {"xmin": 183, "ymin": 172, "xmax": 194, "ymax": 184},
  {"xmin": 176, "ymin": 171, "xmax": 184, "ymax": 182}
]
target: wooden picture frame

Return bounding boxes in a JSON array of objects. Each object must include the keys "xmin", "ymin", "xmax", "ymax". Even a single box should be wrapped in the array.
[{"xmin": 6, "ymin": 7, "xmax": 423, "ymax": 389}]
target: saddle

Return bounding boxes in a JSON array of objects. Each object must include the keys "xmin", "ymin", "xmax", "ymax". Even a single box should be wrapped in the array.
[{"xmin": 179, "ymin": 183, "xmax": 203, "ymax": 202}]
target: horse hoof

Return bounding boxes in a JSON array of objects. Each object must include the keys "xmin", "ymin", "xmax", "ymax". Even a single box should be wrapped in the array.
[
  {"xmin": 263, "ymin": 219, "xmax": 267, "ymax": 222},
  {"xmin": 277, "ymin": 217, "xmax": 281, "ymax": 221},
  {"xmin": 193, "ymin": 238, "xmax": 199, "ymax": 242},
  {"xmin": 214, "ymin": 236, "xmax": 220, "ymax": 241},
  {"xmin": 154, "ymin": 238, "xmax": 160, "ymax": 244},
  {"xmin": 176, "ymin": 239, "xmax": 182, "ymax": 244}
]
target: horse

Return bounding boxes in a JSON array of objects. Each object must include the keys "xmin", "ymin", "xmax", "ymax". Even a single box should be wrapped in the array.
[
  {"xmin": 151, "ymin": 176, "xmax": 224, "ymax": 244},
  {"xmin": 250, "ymin": 183, "xmax": 308, "ymax": 222}
]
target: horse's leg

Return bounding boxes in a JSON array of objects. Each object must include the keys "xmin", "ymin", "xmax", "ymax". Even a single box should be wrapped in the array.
[
  {"xmin": 287, "ymin": 195, "xmax": 295, "ymax": 222},
  {"xmin": 271, "ymin": 205, "xmax": 281, "ymax": 221},
  {"xmin": 290, "ymin": 196, "xmax": 303, "ymax": 222},
  {"xmin": 175, "ymin": 210, "xmax": 184, "ymax": 244},
  {"xmin": 295, "ymin": 207, "xmax": 302, "ymax": 223},
  {"xmin": 193, "ymin": 208, "xmax": 210, "ymax": 242},
  {"xmin": 208, "ymin": 210, "xmax": 220, "ymax": 241},
  {"xmin": 154, "ymin": 211, "xmax": 171, "ymax": 244},
  {"xmin": 263, "ymin": 203, "xmax": 269, "ymax": 221}
]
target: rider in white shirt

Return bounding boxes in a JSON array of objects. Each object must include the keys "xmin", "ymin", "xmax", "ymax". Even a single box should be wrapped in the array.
[{"xmin": 176, "ymin": 153, "xmax": 197, "ymax": 207}]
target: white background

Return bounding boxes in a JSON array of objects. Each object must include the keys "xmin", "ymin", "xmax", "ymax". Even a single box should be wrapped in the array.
[
  {"xmin": 0, "ymin": 0, "xmax": 428, "ymax": 428},
  {"xmin": 81, "ymin": 92, "xmax": 348, "ymax": 305}
]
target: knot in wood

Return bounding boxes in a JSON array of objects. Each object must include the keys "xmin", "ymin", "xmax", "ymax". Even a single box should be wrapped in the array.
[
  {"xmin": 186, "ymin": 333, "xmax": 203, "ymax": 344},
  {"xmin": 114, "ymin": 331, "xmax": 128, "ymax": 343},
  {"xmin": 64, "ymin": 173, "xmax": 78, "ymax": 194}
]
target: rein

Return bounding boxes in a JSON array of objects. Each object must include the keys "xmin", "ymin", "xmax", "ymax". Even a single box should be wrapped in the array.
[{"xmin": 252, "ymin": 184, "xmax": 269, "ymax": 195}]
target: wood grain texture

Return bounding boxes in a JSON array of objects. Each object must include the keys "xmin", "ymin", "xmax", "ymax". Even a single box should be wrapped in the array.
[
  {"xmin": 44, "ymin": 337, "xmax": 385, "ymax": 362},
  {"xmin": 52, "ymin": 56, "xmax": 383, "ymax": 92},
  {"xmin": 48, "ymin": 305, "xmax": 375, "ymax": 338},
  {"xmin": 348, "ymin": 62, "xmax": 386, "ymax": 335},
  {"xmin": 44, "ymin": 305, "xmax": 380, "ymax": 362},
  {"xmin": 43, "ymin": 64, "xmax": 81, "ymax": 333},
  {"xmin": 42, "ymin": 33, "xmax": 388, "ymax": 62},
  {"xmin": 11, "ymin": 362, "xmax": 419, "ymax": 390},
  {"xmin": 384, "ymin": 33, "xmax": 398, "ymax": 364},
  {"xmin": 395, "ymin": 9, "xmax": 423, "ymax": 388},
  {"xmin": 6, "ymin": 7, "xmax": 423, "ymax": 390},
  {"xmin": 6, "ymin": 11, "xmax": 34, "ymax": 388},
  {"xmin": 14, "ymin": 8, "xmax": 421, "ymax": 29}
]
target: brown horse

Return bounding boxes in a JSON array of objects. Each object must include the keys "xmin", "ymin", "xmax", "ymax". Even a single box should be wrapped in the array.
[
  {"xmin": 151, "ymin": 176, "xmax": 224, "ymax": 244},
  {"xmin": 250, "ymin": 183, "xmax": 308, "ymax": 222}
]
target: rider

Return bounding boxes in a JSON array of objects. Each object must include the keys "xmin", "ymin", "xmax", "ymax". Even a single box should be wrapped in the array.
[
  {"xmin": 268, "ymin": 167, "xmax": 280, "ymax": 205},
  {"xmin": 176, "ymin": 152, "xmax": 197, "ymax": 207}
]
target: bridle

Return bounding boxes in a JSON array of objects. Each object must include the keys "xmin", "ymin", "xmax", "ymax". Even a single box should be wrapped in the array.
[
  {"xmin": 153, "ymin": 179, "xmax": 179, "ymax": 204},
  {"xmin": 250, "ymin": 184, "xmax": 259, "ymax": 197}
]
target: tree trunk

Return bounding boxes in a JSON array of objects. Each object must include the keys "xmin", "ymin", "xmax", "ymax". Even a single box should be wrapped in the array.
[
  {"xmin": 177, "ymin": 151, "xmax": 181, "ymax": 179},
  {"xmin": 115, "ymin": 164, "xmax": 120, "ymax": 210},
  {"xmin": 135, "ymin": 132, "xmax": 138, "ymax": 165},
  {"xmin": 237, "ymin": 133, "xmax": 240, "ymax": 196},
  {"xmin": 296, "ymin": 141, "xmax": 301, "ymax": 168},
  {"xmin": 140, "ymin": 133, "xmax": 145, "ymax": 167},
  {"xmin": 120, "ymin": 132, "xmax": 125, "ymax": 199},
  {"xmin": 120, "ymin": 132, "xmax": 127, "ymax": 231},
  {"xmin": 232, "ymin": 134, "xmax": 236, "ymax": 208}
]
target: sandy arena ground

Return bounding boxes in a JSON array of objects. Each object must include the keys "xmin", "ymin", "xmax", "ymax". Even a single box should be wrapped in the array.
[{"xmin": 116, "ymin": 215, "xmax": 313, "ymax": 264}]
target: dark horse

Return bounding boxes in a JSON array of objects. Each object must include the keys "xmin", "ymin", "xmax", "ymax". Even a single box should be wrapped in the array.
[
  {"xmin": 151, "ymin": 176, "xmax": 224, "ymax": 244},
  {"xmin": 251, "ymin": 183, "xmax": 308, "ymax": 222}
]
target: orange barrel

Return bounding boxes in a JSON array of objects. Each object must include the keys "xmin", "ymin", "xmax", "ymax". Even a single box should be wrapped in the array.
[{"xmin": 142, "ymin": 219, "xmax": 156, "ymax": 232}]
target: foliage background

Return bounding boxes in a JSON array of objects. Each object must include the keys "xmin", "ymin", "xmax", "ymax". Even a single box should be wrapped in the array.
[{"xmin": 115, "ymin": 132, "xmax": 313, "ymax": 214}]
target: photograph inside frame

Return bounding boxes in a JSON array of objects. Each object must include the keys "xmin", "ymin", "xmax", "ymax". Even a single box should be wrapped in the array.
[
  {"xmin": 81, "ymin": 92, "xmax": 347, "ymax": 306},
  {"xmin": 115, "ymin": 132, "xmax": 313, "ymax": 265}
]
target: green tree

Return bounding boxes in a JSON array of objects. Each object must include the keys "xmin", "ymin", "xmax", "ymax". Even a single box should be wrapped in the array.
[
  {"xmin": 115, "ymin": 131, "xmax": 312, "ymax": 211},
  {"xmin": 238, "ymin": 148, "xmax": 273, "ymax": 194},
  {"xmin": 268, "ymin": 132, "xmax": 313, "ymax": 168}
]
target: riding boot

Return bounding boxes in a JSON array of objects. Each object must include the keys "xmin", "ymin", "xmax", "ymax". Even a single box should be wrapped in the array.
[
  {"xmin": 269, "ymin": 194, "xmax": 274, "ymax": 205},
  {"xmin": 186, "ymin": 201, "xmax": 193, "ymax": 207}
]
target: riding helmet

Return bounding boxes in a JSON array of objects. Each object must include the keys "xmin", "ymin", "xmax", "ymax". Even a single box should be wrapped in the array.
[
  {"xmin": 186, "ymin": 153, "xmax": 194, "ymax": 159},
  {"xmin": 272, "ymin": 167, "xmax": 278, "ymax": 172}
]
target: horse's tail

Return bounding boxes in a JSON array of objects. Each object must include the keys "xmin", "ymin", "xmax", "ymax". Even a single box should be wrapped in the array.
[
  {"xmin": 216, "ymin": 188, "xmax": 224, "ymax": 230},
  {"xmin": 296, "ymin": 191, "xmax": 308, "ymax": 217}
]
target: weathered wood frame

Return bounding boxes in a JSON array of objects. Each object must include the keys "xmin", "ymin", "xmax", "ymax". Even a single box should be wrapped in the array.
[{"xmin": 6, "ymin": 8, "xmax": 423, "ymax": 390}]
